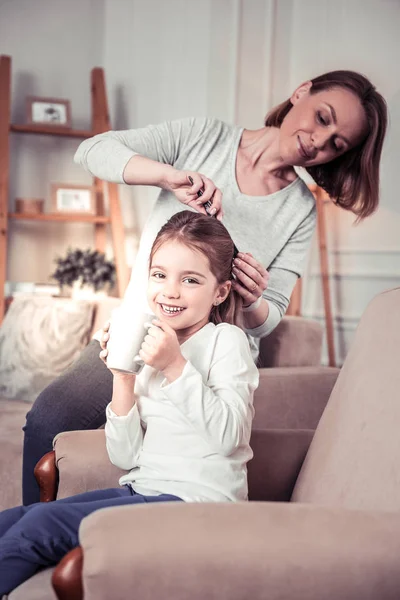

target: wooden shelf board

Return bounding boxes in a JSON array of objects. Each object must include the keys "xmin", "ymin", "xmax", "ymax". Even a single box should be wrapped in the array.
[
  {"xmin": 8, "ymin": 212, "xmax": 111, "ymax": 224},
  {"xmin": 10, "ymin": 124, "xmax": 93, "ymax": 138}
]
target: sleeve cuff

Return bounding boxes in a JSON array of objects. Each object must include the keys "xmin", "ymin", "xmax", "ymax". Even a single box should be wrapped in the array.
[
  {"xmin": 106, "ymin": 401, "xmax": 140, "ymax": 423},
  {"xmin": 244, "ymin": 300, "xmax": 282, "ymax": 338},
  {"xmin": 160, "ymin": 360, "xmax": 197, "ymax": 396}
]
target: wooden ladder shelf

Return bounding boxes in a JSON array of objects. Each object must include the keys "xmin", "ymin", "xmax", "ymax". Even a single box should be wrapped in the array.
[{"xmin": 0, "ymin": 54, "xmax": 130, "ymax": 324}]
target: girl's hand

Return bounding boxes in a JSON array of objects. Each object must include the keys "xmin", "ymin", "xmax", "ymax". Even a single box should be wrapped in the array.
[
  {"xmin": 99, "ymin": 320, "xmax": 110, "ymax": 365},
  {"xmin": 99, "ymin": 319, "xmax": 136, "ymax": 382},
  {"xmin": 232, "ymin": 252, "xmax": 269, "ymax": 307},
  {"xmin": 139, "ymin": 319, "xmax": 186, "ymax": 378},
  {"xmin": 164, "ymin": 168, "xmax": 223, "ymax": 220}
]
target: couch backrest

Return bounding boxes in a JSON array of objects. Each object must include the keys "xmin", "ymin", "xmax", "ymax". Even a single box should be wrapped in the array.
[{"xmin": 292, "ymin": 287, "xmax": 400, "ymax": 511}]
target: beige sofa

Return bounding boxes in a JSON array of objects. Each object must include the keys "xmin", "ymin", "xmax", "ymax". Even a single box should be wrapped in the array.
[
  {"xmin": 0, "ymin": 296, "xmax": 328, "ymax": 513},
  {"xmin": 9, "ymin": 286, "xmax": 400, "ymax": 599}
]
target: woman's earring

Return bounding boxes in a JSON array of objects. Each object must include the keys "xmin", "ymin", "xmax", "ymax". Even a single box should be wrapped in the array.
[{"xmin": 214, "ymin": 300, "xmax": 220, "ymax": 306}]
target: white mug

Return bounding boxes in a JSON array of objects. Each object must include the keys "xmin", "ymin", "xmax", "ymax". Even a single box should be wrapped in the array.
[{"xmin": 106, "ymin": 306, "xmax": 154, "ymax": 374}]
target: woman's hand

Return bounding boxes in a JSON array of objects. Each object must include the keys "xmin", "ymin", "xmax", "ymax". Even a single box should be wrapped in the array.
[
  {"xmin": 232, "ymin": 252, "xmax": 269, "ymax": 307},
  {"xmin": 139, "ymin": 319, "xmax": 187, "ymax": 382},
  {"xmin": 164, "ymin": 168, "xmax": 223, "ymax": 220}
]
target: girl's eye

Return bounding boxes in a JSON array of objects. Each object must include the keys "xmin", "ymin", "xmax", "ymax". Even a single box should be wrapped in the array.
[
  {"xmin": 152, "ymin": 272, "xmax": 165, "ymax": 279},
  {"xmin": 317, "ymin": 111, "xmax": 328, "ymax": 126},
  {"xmin": 183, "ymin": 277, "xmax": 199, "ymax": 284}
]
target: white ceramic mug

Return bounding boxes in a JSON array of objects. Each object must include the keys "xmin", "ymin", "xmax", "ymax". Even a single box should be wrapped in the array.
[{"xmin": 106, "ymin": 307, "xmax": 154, "ymax": 374}]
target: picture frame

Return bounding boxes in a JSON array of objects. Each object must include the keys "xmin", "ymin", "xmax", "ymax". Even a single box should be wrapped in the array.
[
  {"xmin": 26, "ymin": 96, "xmax": 72, "ymax": 128},
  {"xmin": 50, "ymin": 184, "xmax": 96, "ymax": 215}
]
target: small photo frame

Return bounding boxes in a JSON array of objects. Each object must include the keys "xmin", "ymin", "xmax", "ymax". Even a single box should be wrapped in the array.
[
  {"xmin": 26, "ymin": 96, "xmax": 71, "ymax": 128},
  {"xmin": 51, "ymin": 184, "xmax": 96, "ymax": 215}
]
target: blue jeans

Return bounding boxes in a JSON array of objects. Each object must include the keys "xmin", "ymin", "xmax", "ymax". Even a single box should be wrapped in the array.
[
  {"xmin": 0, "ymin": 486, "xmax": 182, "ymax": 594},
  {"xmin": 22, "ymin": 340, "xmax": 112, "ymax": 505}
]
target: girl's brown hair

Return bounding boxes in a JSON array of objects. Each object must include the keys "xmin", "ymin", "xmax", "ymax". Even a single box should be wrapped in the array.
[
  {"xmin": 265, "ymin": 70, "xmax": 388, "ymax": 219},
  {"xmin": 149, "ymin": 210, "xmax": 243, "ymax": 327}
]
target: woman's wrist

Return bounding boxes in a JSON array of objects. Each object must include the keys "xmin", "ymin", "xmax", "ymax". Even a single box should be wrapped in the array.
[
  {"xmin": 242, "ymin": 297, "xmax": 270, "ymax": 329},
  {"xmin": 123, "ymin": 155, "xmax": 174, "ymax": 188},
  {"xmin": 242, "ymin": 296, "xmax": 263, "ymax": 312}
]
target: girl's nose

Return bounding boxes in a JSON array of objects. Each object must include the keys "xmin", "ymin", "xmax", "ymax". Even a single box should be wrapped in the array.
[{"xmin": 163, "ymin": 284, "xmax": 180, "ymax": 299}]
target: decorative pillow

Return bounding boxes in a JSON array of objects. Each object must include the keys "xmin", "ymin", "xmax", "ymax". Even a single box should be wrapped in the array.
[{"xmin": 0, "ymin": 295, "xmax": 94, "ymax": 403}]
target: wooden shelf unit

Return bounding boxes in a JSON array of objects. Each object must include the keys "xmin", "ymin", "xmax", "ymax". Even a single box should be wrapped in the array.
[
  {"xmin": 9, "ymin": 124, "xmax": 93, "ymax": 138},
  {"xmin": 0, "ymin": 54, "xmax": 130, "ymax": 323},
  {"xmin": 8, "ymin": 213, "xmax": 111, "ymax": 224}
]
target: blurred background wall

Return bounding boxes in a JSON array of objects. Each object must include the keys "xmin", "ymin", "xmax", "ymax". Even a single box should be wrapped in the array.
[{"xmin": 1, "ymin": 0, "xmax": 399, "ymax": 364}]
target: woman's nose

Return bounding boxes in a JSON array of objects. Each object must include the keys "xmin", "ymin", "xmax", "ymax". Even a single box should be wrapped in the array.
[{"xmin": 312, "ymin": 129, "xmax": 332, "ymax": 150}]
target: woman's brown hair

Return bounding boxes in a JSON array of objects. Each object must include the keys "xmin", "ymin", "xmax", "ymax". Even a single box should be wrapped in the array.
[
  {"xmin": 149, "ymin": 210, "xmax": 243, "ymax": 327},
  {"xmin": 265, "ymin": 70, "xmax": 388, "ymax": 219}
]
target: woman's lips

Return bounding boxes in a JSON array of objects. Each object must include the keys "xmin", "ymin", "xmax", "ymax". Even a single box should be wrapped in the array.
[{"xmin": 297, "ymin": 136, "xmax": 313, "ymax": 160}]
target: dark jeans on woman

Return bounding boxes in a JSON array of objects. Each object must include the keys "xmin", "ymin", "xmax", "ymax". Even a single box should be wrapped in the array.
[
  {"xmin": 0, "ymin": 486, "xmax": 182, "ymax": 594},
  {"xmin": 22, "ymin": 340, "xmax": 112, "ymax": 505}
]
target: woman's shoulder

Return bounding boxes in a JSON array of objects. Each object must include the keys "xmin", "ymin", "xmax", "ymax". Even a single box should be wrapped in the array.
[{"xmin": 177, "ymin": 116, "xmax": 239, "ymax": 138}]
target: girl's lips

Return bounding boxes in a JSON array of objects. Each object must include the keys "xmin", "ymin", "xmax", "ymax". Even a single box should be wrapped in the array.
[{"xmin": 158, "ymin": 303, "xmax": 186, "ymax": 317}]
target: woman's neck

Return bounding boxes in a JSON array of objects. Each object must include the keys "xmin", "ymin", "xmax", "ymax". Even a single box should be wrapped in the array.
[{"xmin": 237, "ymin": 126, "xmax": 297, "ymax": 188}]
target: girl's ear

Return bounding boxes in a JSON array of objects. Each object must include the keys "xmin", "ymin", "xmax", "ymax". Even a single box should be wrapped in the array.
[
  {"xmin": 290, "ymin": 80, "xmax": 312, "ymax": 104},
  {"xmin": 214, "ymin": 281, "xmax": 231, "ymax": 306}
]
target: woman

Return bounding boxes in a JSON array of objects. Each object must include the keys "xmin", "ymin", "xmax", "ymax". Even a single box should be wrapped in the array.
[{"xmin": 22, "ymin": 70, "xmax": 387, "ymax": 504}]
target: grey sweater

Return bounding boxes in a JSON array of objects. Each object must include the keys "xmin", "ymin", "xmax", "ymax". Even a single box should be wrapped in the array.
[{"xmin": 75, "ymin": 117, "xmax": 316, "ymax": 358}]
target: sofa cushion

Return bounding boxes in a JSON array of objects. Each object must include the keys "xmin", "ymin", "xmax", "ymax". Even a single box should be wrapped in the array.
[
  {"xmin": 0, "ymin": 295, "xmax": 94, "ymax": 403},
  {"xmin": 9, "ymin": 567, "xmax": 56, "ymax": 599}
]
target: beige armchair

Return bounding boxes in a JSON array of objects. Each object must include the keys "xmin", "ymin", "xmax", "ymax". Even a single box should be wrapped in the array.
[{"xmin": 12, "ymin": 287, "xmax": 400, "ymax": 599}]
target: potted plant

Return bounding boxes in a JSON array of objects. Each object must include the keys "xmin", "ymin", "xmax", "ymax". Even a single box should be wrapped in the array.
[{"xmin": 51, "ymin": 248, "xmax": 116, "ymax": 299}]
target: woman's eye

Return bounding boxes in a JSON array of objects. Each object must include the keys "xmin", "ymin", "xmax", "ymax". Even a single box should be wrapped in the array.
[
  {"xmin": 332, "ymin": 140, "xmax": 343, "ymax": 152},
  {"xmin": 152, "ymin": 272, "xmax": 165, "ymax": 279},
  {"xmin": 317, "ymin": 111, "xmax": 328, "ymax": 126}
]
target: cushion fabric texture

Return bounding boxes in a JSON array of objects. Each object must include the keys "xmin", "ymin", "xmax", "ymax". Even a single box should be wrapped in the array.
[{"xmin": 0, "ymin": 295, "xmax": 94, "ymax": 403}]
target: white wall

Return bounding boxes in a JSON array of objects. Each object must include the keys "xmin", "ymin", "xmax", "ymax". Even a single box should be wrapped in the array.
[{"xmin": 2, "ymin": 0, "xmax": 399, "ymax": 364}]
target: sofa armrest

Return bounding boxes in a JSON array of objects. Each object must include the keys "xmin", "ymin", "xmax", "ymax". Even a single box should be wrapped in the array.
[
  {"xmin": 77, "ymin": 502, "xmax": 400, "ymax": 600},
  {"xmin": 253, "ymin": 366, "xmax": 339, "ymax": 429},
  {"xmin": 248, "ymin": 429, "xmax": 313, "ymax": 501},
  {"xmin": 53, "ymin": 430, "xmax": 126, "ymax": 499}
]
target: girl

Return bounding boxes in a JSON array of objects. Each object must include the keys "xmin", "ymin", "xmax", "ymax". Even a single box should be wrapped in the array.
[{"xmin": 0, "ymin": 211, "xmax": 259, "ymax": 594}]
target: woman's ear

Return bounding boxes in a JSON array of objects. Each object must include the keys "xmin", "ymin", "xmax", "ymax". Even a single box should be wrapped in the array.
[
  {"xmin": 214, "ymin": 281, "xmax": 232, "ymax": 306},
  {"xmin": 290, "ymin": 80, "xmax": 312, "ymax": 104}
]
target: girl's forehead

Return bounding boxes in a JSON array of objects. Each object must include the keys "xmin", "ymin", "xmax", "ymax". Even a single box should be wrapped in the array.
[{"xmin": 151, "ymin": 240, "xmax": 209, "ymax": 266}]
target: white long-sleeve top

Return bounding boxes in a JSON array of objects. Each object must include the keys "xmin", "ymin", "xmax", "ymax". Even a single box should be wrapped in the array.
[{"xmin": 105, "ymin": 322, "xmax": 259, "ymax": 503}]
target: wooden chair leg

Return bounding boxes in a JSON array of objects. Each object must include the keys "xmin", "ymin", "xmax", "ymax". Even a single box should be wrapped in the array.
[
  {"xmin": 52, "ymin": 546, "xmax": 84, "ymax": 600},
  {"xmin": 34, "ymin": 450, "xmax": 58, "ymax": 502}
]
